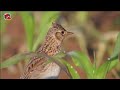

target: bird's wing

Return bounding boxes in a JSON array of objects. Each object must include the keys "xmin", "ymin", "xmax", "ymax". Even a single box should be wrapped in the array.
[{"xmin": 20, "ymin": 57, "xmax": 47, "ymax": 79}]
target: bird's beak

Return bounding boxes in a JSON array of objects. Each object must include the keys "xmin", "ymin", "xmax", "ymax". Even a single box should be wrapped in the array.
[{"xmin": 67, "ymin": 31, "xmax": 74, "ymax": 36}]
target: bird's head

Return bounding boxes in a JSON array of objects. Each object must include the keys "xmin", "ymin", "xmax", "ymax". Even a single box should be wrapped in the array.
[{"xmin": 47, "ymin": 22, "xmax": 73, "ymax": 43}]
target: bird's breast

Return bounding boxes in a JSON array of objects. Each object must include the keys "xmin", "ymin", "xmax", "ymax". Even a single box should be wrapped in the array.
[{"xmin": 37, "ymin": 62, "xmax": 61, "ymax": 79}]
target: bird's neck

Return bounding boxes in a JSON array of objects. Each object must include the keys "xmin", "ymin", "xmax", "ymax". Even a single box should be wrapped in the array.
[{"xmin": 37, "ymin": 36, "xmax": 61, "ymax": 56}]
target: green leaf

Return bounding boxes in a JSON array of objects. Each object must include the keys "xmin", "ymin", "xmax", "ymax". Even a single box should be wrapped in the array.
[
  {"xmin": 32, "ymin": 11, "xmax": 60, "ymax": 51},
  {"xmin": 1, "ymin": 54, "xmax": 27, "ymax": 69},
  {"xmin": 60, "ymin": 59, "xmax": 80, "ymax": 79},
  {"xmin": 68, "ymin": 51, "xmax": 93, "ymax": 78},
  {"xmin": 110, "ymin": 32, "xmax": 120, "ymax": 60},
  {"xmin": 0, "ymin": 52, "xmax": 48, "ymax": 69},
  {"xmin": 108, "ymin": 59, "xmax": 119, "ymax": 71},
  {"xmin": 20, "ymin": 12, "xmax": 34, "ymax": 51},
  {"xmin": 95, "ymin": 32, "xmax": 120, "ymax": 79},
  {"xmin": 95, "ymin": 59, "xmax": 119, "ymax": 79},
  {"xmin": 95, "ymin": 61, "xmax": 110, "ymax": 79}
]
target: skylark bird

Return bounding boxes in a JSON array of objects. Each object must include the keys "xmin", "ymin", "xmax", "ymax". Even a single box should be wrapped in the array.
[{"xmin": 20, "ymin": 22, "xmax": 73, "ymax": 79}]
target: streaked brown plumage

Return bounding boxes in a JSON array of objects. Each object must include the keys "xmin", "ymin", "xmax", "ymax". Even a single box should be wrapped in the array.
[{"xmin": 20, "ymin": 22, "xmax": 73, "ymax": 79}]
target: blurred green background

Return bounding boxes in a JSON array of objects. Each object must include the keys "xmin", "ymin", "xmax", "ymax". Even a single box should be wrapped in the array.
[{"xmin": 0, "ymin": 11, "xmax": 120, "ymax": 79}]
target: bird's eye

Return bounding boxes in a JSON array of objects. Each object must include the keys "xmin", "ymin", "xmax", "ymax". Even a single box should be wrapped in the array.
[{"xmin": 61, "ymin": 31, "xmax": 65, "ymax": 35}]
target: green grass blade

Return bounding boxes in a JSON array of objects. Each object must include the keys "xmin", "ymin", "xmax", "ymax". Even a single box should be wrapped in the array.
[
  {"xmin": 68, "ymin": 51, "xmax": 93, "ymax": 78},
  {"xmin": 0, "ymin": 52, "xmax": 48, "ymax": 69},
  {"xmin": 109, "ymin": 32, "xmax": 120, "ymax": 60},
  {"xmin": 108, "ymin": 59, "xmax": 119, "ymax": 71},
  {"xmin": 32, "ymin": 11, "xmax": 60, "ymax": 51},
  {"xmin": 95, "ymin": 32, "xmax": 120, "ymax": 79},
  {"xmin": 95, "ymin": 61, "xmax": 110, "ymax": 79},
  {"xmin": 59, "ymin": 59, "xmax": 80, "ymax": 79},
  {"xmin": 95, "ymin": 59, "xmax": 119, "ymax": 79},
  {"xmin": 1, "ymin": 54, "xmax": 28, "ymax": 69},
  {"xmin": 20, "ymin": 12, "xmax": 34, "ymax": 51}
]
